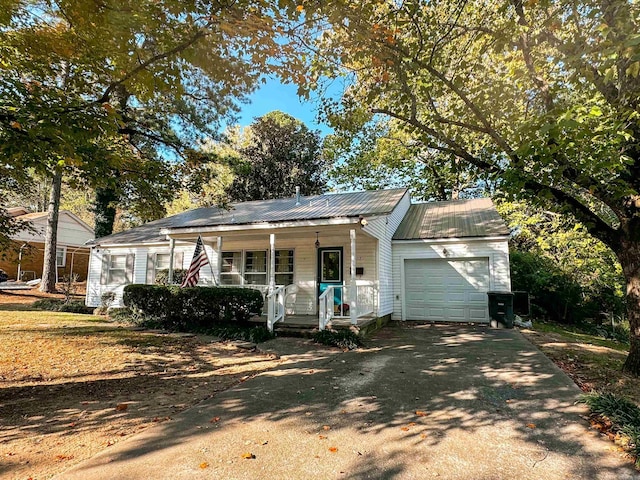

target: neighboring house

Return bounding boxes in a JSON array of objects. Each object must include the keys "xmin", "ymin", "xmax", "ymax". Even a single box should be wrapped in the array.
[
  {"xmin": 0, "ymin": 208, "xmax": 94, "ymax": 281},
  {"xmin": 85, "ymin": 189, "xmax": 511, "ymax": 330}
]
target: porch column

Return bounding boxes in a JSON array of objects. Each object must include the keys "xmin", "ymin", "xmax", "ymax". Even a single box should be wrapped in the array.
[
  {"xmin": 350, "ymin": 229, "xmax": 357, "ymax": 325},
  {"xmin": 168, "ymin": 237, "xmax": 175, "ymax": 284},
  {"xmin": 216, "ymin": 236, "xmax": 223, "ymax": 285},
  {"xmin": 269, "ymin": 233, "xmax": 276, "ymax": 294}
]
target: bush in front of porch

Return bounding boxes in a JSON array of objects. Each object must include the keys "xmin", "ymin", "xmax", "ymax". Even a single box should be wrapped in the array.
[{"xmin": 123, "ymin": 284, "xmax": 264, "ymax": 332}]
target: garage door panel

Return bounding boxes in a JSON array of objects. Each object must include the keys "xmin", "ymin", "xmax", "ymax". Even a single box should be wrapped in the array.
[{"xmin": 404, "ymin": 258, "xmax": 490, "ymax": 322}]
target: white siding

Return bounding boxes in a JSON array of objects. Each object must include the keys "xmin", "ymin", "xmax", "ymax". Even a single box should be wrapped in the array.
[
  {"xmin": 391, "ymin": 238, "xmax": 511, "ymax": 321},
  {"xmin": 85, "ymin": 243, "xmax": 194, "ymax": 307},
  {"xmin": 85, "ymin": 229, "xmax": 377, "ymax": 314},
  {"xmin": 13, "ymin": 212, "xmax": 94, "ymax": 246},
  {"xmin": 213, "ymin": 226, "xmax": 377, "ymax": 315},
  {"xmin": 362, "ymin": 191, "xmax": 411, "ymax": 316}
]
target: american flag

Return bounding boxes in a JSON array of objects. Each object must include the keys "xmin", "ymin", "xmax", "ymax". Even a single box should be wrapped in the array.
[{"xmin": 181, "ymin": 236, "xmax": 209, "ymax": 288}]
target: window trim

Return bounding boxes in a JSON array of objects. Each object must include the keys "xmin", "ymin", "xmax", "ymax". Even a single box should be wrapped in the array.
[
  {"xmin": 107, "ymin": 254, "xmax": 131, "ymax": 284},
  {"xmin": 56, "ymin": 246, "xmax": 67, "ymax": 268},
  {"xmin": 219, "ymin": 248, "xmax": 295, "ymax": 286}
]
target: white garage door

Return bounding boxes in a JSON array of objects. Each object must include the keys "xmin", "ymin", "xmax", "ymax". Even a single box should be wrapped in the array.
[{"xmin": 404, "ymin": 258, "xmax": 490, "ymax": 322}]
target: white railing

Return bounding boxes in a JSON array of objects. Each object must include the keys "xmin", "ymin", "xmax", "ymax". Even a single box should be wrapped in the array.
[
  {"xmin": 318, "ymin": 282, "xmax": 378, "ymax": 330},
  {"xmin": 266, "ymin": 285, "xmax": 285, "ymax": 332},
  {"xmin": 318, "ymin": 286, "xmax": 334, "ymax": 331}
]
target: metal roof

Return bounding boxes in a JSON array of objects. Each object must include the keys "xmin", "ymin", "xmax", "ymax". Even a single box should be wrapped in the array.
[
  {"xmin": 93, "ymin": 188, "xmax": 408, "ymax": 245},
  {"xmin": 392, "ymin": 198, "xmax": 509, "ymax": 240}
]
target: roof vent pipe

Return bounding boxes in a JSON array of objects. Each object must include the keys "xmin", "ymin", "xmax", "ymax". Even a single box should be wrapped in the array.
[{"xmin": 295, "ymin": 186, "xmax": 301, "ymax": 206}]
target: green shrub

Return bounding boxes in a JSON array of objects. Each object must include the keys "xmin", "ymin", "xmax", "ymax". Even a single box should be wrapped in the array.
[
  {"xmin": 154, "ymin": 269, "xmax": 187, "ymax": 286},
  {"xmin": 123, "ymin": 284, "xmax": 264, "ymax": 332},
  {"xmin": 579, "ymin": 392, "xmax": 640, "ymax": 466},
  {"xmin": 33, "ymin": 299, "xmax": 94, "ymax": 314},
  {"xmin": 209, "ymin": 325, "xmax": 275, "ymax": 343},
  {"xmin": 313, "ymin": 329, "xmax": 363, "ymax": 350}
]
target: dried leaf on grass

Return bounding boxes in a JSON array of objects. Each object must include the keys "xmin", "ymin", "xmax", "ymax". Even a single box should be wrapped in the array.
[
  {"xmin": 199, "ymin": 462, "xmax": 209, "ymax": 469},
  {"xmin": 328, "ymin": 447, "xmax": 338, "ymax": 452},
  {"xmin": 241, "ymin": 452, "xmax": 256, "ymax": 459}
]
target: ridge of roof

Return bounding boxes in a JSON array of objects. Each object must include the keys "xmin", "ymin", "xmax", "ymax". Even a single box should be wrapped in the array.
[{"xmin": 92, "ymin": 188, "xmax": 408, "ymax": 246}]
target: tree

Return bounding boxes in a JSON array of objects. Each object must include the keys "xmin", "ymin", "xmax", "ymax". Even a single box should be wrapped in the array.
[
  {"xmin": 227, "ymin": 111, "xmax": 327, "ymax": 202},
  {"xmin": 0, "ymin": 1, "xmax": 300, "ymax": 290},
  {"xmin": 325, "ymin": 120, "xmax": 486, "ymax": 200},
  {"xmin": 297, "ymin": 1, "xmax": 640, "ymax": 373}
]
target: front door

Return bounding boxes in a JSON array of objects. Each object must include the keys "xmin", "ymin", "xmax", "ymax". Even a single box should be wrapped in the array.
[{"xmin": 318, "ymin": 247, "xmax": 344, "ymax": 315}]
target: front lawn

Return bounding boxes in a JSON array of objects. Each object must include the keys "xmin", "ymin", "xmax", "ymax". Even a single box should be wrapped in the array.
[{"xmin": 0, "ymin": 303, "xmax": 281, "ymax": 480}]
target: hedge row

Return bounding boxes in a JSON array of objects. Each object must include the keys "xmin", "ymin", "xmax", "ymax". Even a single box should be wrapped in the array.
[{"xmin": 123, "ymin": 284, "xmax": 264, "ymax": 332}]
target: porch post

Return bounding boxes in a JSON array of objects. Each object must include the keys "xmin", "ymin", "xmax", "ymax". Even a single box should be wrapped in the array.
[
  {"xmin": 216, "ymin": 236, "xmax": 223, "ymax": 285},
  {"xmin": 168, "ymin": 237, "xmax": 175, "ymax": 284},
  {"xmin": 350, "ymin": 229, "xmax": 357, "ymax": 325},
  {"xmin": 269, "ymin": 233, "xmax": 276, "ymax": 294}
]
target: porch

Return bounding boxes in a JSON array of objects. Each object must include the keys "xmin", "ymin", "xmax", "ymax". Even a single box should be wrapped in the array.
[
  {"xmin": 166, "ymin": 223, "xmax": 382, "ymax": 333},
  {"xmin": 249, "ymin": 313, "xmax": 386, "ymax": 338}
]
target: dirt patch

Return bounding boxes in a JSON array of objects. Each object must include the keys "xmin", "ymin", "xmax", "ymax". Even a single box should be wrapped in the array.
[
  {"xmin": 0, "ymin": 301, "xmax": 282, "ymax": 479},
  {"xmin": 521, "ymin": 328, "xmax": 638, "ymax": 401}
]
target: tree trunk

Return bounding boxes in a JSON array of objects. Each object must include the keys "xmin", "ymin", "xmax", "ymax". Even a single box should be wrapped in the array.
[
  {"xmin": 39, "ymin": 168, "xmax": 63, "ymax": 293},
  {"xmin": 618, "ymin": 238, "xmax": 640, "ymax": 375},
  {"xmin": 94, "ymin": 187, "xmax": 117, "ymax": 238}
]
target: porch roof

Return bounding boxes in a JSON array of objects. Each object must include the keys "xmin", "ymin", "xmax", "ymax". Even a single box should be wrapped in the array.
[
  {"xmin": 90, "ymin": 188, "xmax": 408, "ymax": 246},
  {"xmin": 393, "ymin": 198, "xmax": 510, "ymax": 240}
]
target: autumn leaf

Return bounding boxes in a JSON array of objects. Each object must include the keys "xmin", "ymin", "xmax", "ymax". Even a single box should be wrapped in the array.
[
  {"xmin": 210, "ymin": 417, "xmax": 221, "ymax": 423},
  {"xmin": 415, "ymin": 411, "xmax": 428, "ymax": 417},
  {"xmin": 9, "ymin": 121, "xmax": 21, "ymax": 130},
  {"xmin": 420, "ymin": 434, "xmax": 427, "ymax": 439},
  {"xmin": 241, "ymin": 452, "xmax": 256, "ymax": 459},
  {"xmin": 526, "ymin": 423, "xmax": 536, "ymax": 429},
  {"xmin": 322, "ymin": 425, "xmax": 331, "ymax": 431},
  {"xmin": 116, "ymin": 403, "xmax": 128, "ymax": 411},
  {"xmin": 56, "ymin": 455, "xmax": 74, "ymax": 461},
  {"xmin": 319, "ymin": 435, "xmax": 327, "ymax": 440},
  {"xmin": 328, "ymin": 447, "xmax": 338, "ymax": 452},
  {"xmin": 199, "ymin": 462, "xmax": 209, "ymax": 469},
  {"xmin": 400, "ymin": 427, "xmax": 410, "ymax": 431},
  {"xmin": 296, "ymin": 5, "xmax": 304, "ymax": 12}
]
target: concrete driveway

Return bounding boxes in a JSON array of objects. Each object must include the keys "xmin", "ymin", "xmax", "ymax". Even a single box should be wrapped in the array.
[{"xmin": 57, "ymin": 324, "xmax": 637, "ymax": 479}]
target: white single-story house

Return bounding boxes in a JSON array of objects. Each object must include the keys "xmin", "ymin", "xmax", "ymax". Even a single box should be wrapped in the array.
[{"xmin": 85, "ymin": 188, "xmax": 511, "ymax": 330}]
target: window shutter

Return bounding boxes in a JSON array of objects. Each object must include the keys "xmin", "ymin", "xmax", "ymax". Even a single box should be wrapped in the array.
[
  {"xmin": 100, "ymin": 253, "xmax": 110, "ymax": 285},
  {"xmin": 146, "ymin": 253, "xmax": 155, "ymax": 284},
  {"xmin": 125, "ymin": 254, "xmax": 135, "ymax": 284},
  {"xmin": 173, "ymin": 251, "xmax": 184, "ymax": 270}
]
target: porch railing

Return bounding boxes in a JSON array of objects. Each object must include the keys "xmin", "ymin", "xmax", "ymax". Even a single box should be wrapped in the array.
[
  {"xmin": 266, "ymin": 285, "xmax": 285, "ymax": 332},
  {"xmin": 318, "ymin": 282, "xmax": 378, "ymax": 331}
]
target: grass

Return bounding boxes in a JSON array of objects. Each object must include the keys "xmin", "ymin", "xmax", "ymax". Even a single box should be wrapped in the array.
[
  {"xmin": 580, "ymin": 392, "xmax": 640, "ymax": 467},
  {"xmin": 0, "ymin": 306, "xmax": 282, "ymax": 479}
]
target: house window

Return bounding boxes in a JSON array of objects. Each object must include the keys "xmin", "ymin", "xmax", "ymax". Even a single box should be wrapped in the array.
[
  {"xmin": 56, "ymin": 247, "xmax": 66, "ymax": 268},
  {"xmin": 219, "ymin": 249, "xmax": 295, "ymax": 286},
  {"xmin": 275, "ymin": 250, "xmax": 294, "ymax": 286},
  {"xmin": 155, "ymin": 253, "xmax": 171, "ymax": 270},
  {"xmin": 244, "ymin": 250, "xmax": 267, "ymax": 285},
  {"xmin": 108, "ymin": 254, "xmax": 130, "ymax": 284},
  {"xmin": 220, "ymin": 251, "xmax": 242, "ymax": 285}
]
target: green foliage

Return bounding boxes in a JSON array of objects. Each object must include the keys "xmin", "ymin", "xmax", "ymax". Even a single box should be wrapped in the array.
[
  {"xmin": 33, "ymin": 299, "xmax": 94, "ymax": 314},
  {"xmin": 154, "ymin": 269, "xmax": 187, "ymax": 286},
  {"xmin": 122, "ymin": 284, "xmax": 264, "ymax": 332},
  {"xmin": 579, "ymin": 392, "xmax": 640, "ymax": 466},
  {"xmin": 208, "ymin": 325, "xmax": 274, "ymax": 344},
  {"xmin": 313, "ymin": 329, "xmax": 363, "ymax": 350},
  {"xmin": 500, "ymin": 201, "xmax": 626, "ymax": 322},
  {"xmin": 227, "ymin": 111, "xmax": 327, "ymax": 202}
]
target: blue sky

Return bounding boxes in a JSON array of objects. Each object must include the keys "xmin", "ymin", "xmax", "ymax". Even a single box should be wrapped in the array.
[{"xmin": 233, "ymin": 77, "xmax": 333, "ymax": 136}]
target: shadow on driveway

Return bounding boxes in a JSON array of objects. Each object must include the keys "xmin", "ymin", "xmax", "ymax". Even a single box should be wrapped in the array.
[{"xmin": 56, "ymin": 324, "xmax": 638, "ymax": 479}]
